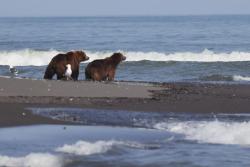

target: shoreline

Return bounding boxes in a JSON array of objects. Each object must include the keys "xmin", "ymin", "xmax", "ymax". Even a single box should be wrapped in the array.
[{"xmin": 0, "ymin": 77, "xmax": 250, "ymax": 127}]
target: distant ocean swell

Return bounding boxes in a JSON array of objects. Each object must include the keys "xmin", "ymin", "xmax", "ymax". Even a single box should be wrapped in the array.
[
  {"xmin": 1, "ymin": 49, "xmax": 250, "ymax": 66},
  {"xmin": 199, "ymin": 74, "xmax": 250, "ymax": 82}
]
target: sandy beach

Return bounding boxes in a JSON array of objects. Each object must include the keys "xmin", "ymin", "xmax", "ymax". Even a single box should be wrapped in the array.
[{"xmin": 0, "ymin": 77, "xmax": 249, "ymax": 127}]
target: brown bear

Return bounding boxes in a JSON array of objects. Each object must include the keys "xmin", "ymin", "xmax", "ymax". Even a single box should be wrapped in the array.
[
  {"xmin": 44, "ymin": 50, "xmax": 89, "ymax": 80},
  {"xmin": 85, "ymin": 52, "xmax": 126, "ymax": 81}
]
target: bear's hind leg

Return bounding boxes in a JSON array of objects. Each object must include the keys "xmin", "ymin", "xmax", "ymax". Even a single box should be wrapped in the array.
[
  {"xmin": 56, "ymin": 72, "xmax": 64, "ymax": 80},
  {"xmin": 44, "ymin": 67, "xmax": 55, "ymax": 79},
  {"xmin": 92, "ymin": 73, "xmax": 102, "ymax": 81}
]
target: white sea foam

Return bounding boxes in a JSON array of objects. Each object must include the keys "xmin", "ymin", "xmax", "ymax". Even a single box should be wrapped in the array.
[
  {"xmin": 55, "ymin": 140, "xmax": 119, "ymax": 156},
  {"xmin": 233, "ymin": 75, "xmax": 250, "ymax": 81},
  {"xmin": 55, "ymin": 140, "xmax": 154, "ymax": 156},
  {"xmin": 0, "ymin": 49, "xmax": 60, "ymax": 66},
  {"xmin": 1, "ymin": 49, "xmax": 250, "ymax": 66},
  {"xmin": 154, "ymin": 121, "xmax": 250, "ymax": 145},
  {"xmin": 121, "ymin": 49, "xmax": 250, "ymax": 62},
  {"xmin": 0, "ymin": 153, "xmax": 63, "ymax": 167}
]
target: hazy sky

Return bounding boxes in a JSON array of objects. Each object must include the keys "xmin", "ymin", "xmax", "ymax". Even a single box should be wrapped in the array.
[{"xmin": 1, "ymin": 0, "xmax": 250, "ymax": 17}]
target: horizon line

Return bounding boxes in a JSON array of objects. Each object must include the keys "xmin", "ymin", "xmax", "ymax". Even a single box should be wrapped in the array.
[{"xmin": 1, "ymin": 14, "xmax": 250, "ymax": 18}]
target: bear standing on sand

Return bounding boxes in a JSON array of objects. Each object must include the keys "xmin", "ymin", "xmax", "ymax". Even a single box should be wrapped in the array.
[
  {"xmin": 44, "ymin": 51, "xmax": 89, "ymax": 80},
  {"xmin": 85, "ymin": 52, "xmax": 126, "ymax": 81}
]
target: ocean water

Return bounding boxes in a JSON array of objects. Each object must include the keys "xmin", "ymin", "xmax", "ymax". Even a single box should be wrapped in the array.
[
  {"xmin": 1, "ymin": 16, "xmax": 250, "ymax": 167},
  {"xmin": 1, "ymin": 108, "xmax": 250, "ymax": 167},
  {"xmin": 0, "ymin": 16, "xmax": 250, "ymax": 82}
]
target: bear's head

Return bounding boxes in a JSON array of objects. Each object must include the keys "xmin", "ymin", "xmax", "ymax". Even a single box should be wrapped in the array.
[
  {"xmin": 110, "ymin": 52, "xmax": 126, "ymax": 64},
  {"xmin": 75, "ymin": 50, "xmax": 89, "ymax": 62}
]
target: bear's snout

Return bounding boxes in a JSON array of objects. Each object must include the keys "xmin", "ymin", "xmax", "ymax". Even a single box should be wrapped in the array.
[
  {"xmin": 85, "ymin": 56, "xmax": 89, "ymax": 60},
  {"xmin": 122, "ymin": 56, "xmax": 126, "ymax": 61}
]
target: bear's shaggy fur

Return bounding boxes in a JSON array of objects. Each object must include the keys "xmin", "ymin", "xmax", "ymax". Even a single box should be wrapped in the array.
[
  {"xmin": 85, "ymin": 52, "xmax": 126, "ymax": 81},
  {"xmin": 44, "ymin": 51, "xmax": 89, "ymax": 80}
]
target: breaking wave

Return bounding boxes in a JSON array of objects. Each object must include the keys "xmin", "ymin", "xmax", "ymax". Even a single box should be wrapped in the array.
[
  {"xmin": 233, "ymin": 75, "xmax": 250, "ymax": 82},
  {"xmin": 1, "ymin": 49, "xmax": 250, "ymax": 66},
  {"xmin": 0, "ymin": 140, "xmax": 159, "ymax": 167},
  {"xmin": 55, "ymin": 140, "xmax": 118, "ymax": 156},
  {"xmin": 154, "ymin": 121, "xmax": 250, "ymax": 146},
  {"xmin": 0, "ymin": 153, "xmax": 63, "ymax": 167},
  {"xmin": 0, "ymin": 49, "xmax": 60, "ymax": 66},
  {"xmin": 55, "ymin": 140, "xmax": 159, "ymax": 156}
]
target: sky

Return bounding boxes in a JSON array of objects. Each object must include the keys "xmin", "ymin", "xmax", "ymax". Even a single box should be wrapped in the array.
[{"xmin": 0, "ymin": 0, "xmax": 250, "ymax": 17}]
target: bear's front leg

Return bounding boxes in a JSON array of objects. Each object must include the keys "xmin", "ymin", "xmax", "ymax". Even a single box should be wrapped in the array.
[
  {"xmin": 107, "ymin": 70, "xmax": 115, "ymax": 81},
  {"xmin": 71, "ymin": 69, "xmax": 79, "ymax": 81}
]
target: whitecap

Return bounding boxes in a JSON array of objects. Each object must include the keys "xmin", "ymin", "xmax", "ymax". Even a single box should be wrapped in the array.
[
  {"xmin": 154, "ymin": 121, "xmax": 250, "ymax": 146},
  {"xmin": 55, "ymin": 140, "xmax": 159, "ymax": 156},
  {"xmin": 0, "ymin": 153, "xmax": 63, "ymax": 167},
  {"xmin": 55, "ymin": 140, "xmax": 121, "ymax": 156},
  {"xmin": 233, "ymin": 75, "xmax": 250, "ymax": 81}
]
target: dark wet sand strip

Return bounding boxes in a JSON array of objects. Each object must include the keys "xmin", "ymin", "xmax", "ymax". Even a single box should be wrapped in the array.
[{"xmin": 0, "ymin": 77, "xmax": 250, "ymax": 127}]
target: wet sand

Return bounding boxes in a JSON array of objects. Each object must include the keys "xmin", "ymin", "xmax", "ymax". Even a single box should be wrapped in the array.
[
  {"xmin": 0, "ymin": 103, "xmax": 68, "ymax": 127},
  {"xmin": 0, "ymin": 77, "xmax": 250, "ymax": 127}
]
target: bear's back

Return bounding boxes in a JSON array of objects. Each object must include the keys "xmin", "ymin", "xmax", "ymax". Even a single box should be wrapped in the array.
[
  {"xmin": 52, "ymin": 52, "xmax": 78, "ymax": 65},
  {"xmin": 52, "ymin": 54, "xmax": 67, "ymax": 62},
  {"xmin": 88, "ymin": 59, "xmax": 107, "ymax": 68}
]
